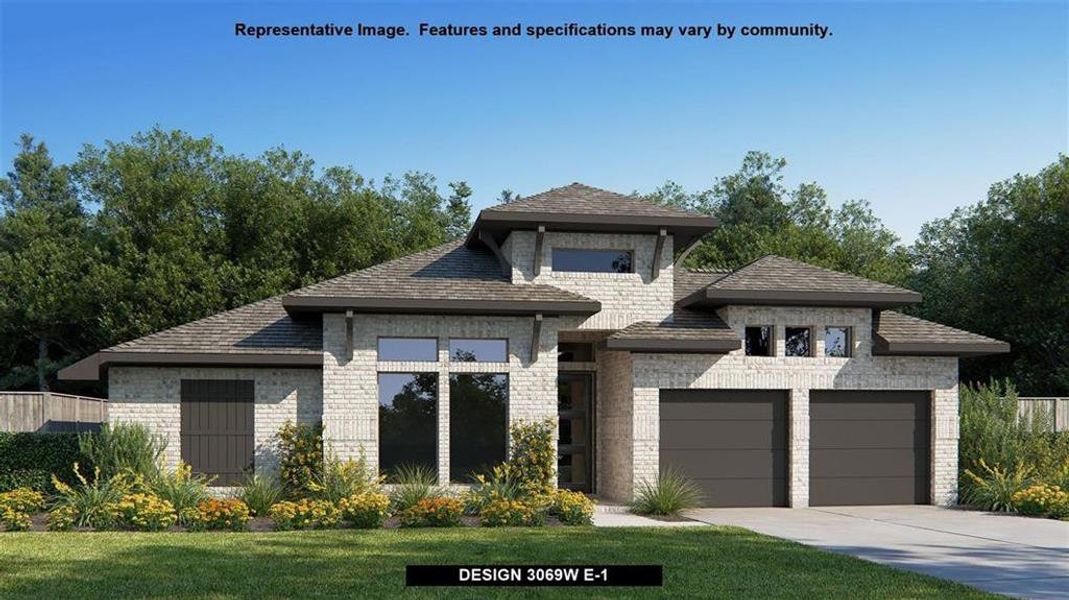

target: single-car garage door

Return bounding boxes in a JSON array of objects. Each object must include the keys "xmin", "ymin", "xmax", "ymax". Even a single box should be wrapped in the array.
[
  {"xmin": 660, "ymin": 389, "xmax": 787, "ymax": 507},
  {"xmin": 810, "ymin": 390, "xmax": 930, "ymax": 506},
  {"xmin": 181, "ymin": 379, "xmax": 254, "ymax": 485}
]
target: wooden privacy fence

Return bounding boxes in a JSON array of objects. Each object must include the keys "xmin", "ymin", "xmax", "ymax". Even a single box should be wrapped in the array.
[
  {"xmin": 0, "ymin": 392, "xmax": 108, "ymax": 433},
  {"xmin": 1017, "ymin": 397, "xmax": 1069, "ymax": 432}
]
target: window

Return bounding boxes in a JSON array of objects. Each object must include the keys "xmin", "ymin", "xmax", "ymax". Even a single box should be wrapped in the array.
[
  {"xmin": 449, "ymin": 339, "xmax": 507, "ymax": 362},
  {"xmin": 744, "ymin": 326, "xmax": 773, "ymax": 356},
  {"xmin": 449, "ymin": 373, "xmax": 508, "ymax": 483},
  {"xmin": 378, "ymin": 373, "xmax": 438, "ymax": 480},
  {"xmin": 378, "ymin": 337, "xmax": 437, "ymax": 362},
  {"xmin": 558, "ymin": 342, "xmax": 595, "ymax": 362},
  {"xmin": 552, "ymin": 249, "xmax": 633, "ymax": 274},
  {"xmin": 785, "ymin": 327, "xmax": 812, "ymax": 357},
  {"xmin": 824, "ymin": 327, "xmax": 851, "ymax": 357}
]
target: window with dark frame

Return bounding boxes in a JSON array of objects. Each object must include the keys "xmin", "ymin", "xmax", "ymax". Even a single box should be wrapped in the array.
[
  {"xmin": 824, "ymin": 326, "xmax": 851, "ymax": 357},
  {"xmin": 378, "ymin": 372, "xmax": 438, "ymax": 481},
  {"xmin": 558, "ymin": 342, "xmax": 595, "ymax": 362},
  {"xmin": 449, "ymin": 373, "xmax": 508, "ymax": 483},
  {"xmin": 377, "ymin": 337, "xmax": 437, "ymax": 362},
  {"xmin": 785, "ymin": 327, "xmax": 812, "ymax": 357},
  {"xmin": 552, "ymin": 249, "xmax": 633, "ymax": 274},
  {"xmin": 449, "ymin": 338, "xmax": 507, "ymax": 363},
  {"xmin": 744, "ymin": 326, "xmax": 773, "ymax": 356}
]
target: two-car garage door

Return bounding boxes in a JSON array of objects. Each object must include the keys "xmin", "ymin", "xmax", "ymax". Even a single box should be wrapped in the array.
[{"xmin": 659, "ymin": 389, "xmax": 930, "ymax": 507}]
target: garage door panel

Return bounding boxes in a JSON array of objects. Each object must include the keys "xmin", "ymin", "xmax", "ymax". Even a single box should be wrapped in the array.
[
  {"xmin": 810, "ymin": 421, "xmax": 929, "ymax": 449},
  {"xmin": 661, "ymin": 449, "xmax": 786, "ymax": 479},
  {"xmin": 810, "ymin": 448, "xmax": 928, "ymax": 478},
  {"xmin": 810, "ymin": 393, "xmax": 928, "ymax": 420},
  {"xmin": 691, "ymin": 478, "xmax": 787, "ymax": 508},
  {"xmin": 809, "ymin": 477, "xmax": 928, "ymax": 506},
  {"xmin": 661, "ymin": 391, "xmax": 786, "ymax": 420},
  {"xmin": 659, "ymin": 420, "xmax": 786, "ymax": 450}
]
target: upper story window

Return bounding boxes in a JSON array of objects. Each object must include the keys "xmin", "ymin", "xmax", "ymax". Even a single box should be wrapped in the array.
[
  {"xmin": 552, "ymin": 249, "xmax": 633, "ymax": 274},
  {"xmin": 785, "ymin": 327, "xmax": 812, "ymax": 357},
  {"xmin": 449, "ymin": 338, "xmax": 508, "ymax": 362},
  {"xmin": 824, "ymin": 327, "xmax": 851, "ymax": 357},
  {"xmin": 378, "ymin": 337, "xmax": 437, "ymax": 362},
  {"xmin": 744, "ymin": 326, "xmax": 773, "ymax": 356}
]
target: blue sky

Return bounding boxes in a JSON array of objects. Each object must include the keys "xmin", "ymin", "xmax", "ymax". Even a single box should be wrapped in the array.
[{"xmin": 2, "ymin": 1, "xmax": 1066, "ymax": 242}]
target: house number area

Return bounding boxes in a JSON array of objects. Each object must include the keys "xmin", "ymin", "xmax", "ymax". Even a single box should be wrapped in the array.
[{"xmin": 405, "ymin": 565, "xmax": 663, "ymax": 586}]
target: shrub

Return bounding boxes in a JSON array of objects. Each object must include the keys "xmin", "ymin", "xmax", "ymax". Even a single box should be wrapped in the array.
[
  {"xmin": 79, "ymin": 423, "xmax": 167, "ymax": 481},
  {"xmin": 398, "ymin": 497, "xmax": 462, "ymax": 528},
  {"xmin": 187, "ymin": 498, "xmax": 251, "ymax": 531},
  {"xmin": 961, "ymin": 459, "xmax": 1034, "ymax": 512},
  {"xmin": 0, "ymin": 488, "xmax": 45, "ymax": 514},
  {"xmin": 1011, "ymin": 484, "xmax": 1069, "ymax": 518},
  {"xmin": 277, "ymin": 422, "xmax": 324, "ymax": 498},
  {"xmin": 338, "ymin": 491, "xmax": 391, "ymax": 528},
  {"xmin": 116, "ymin": 493, "xmax": 177, "ymax": 531},
  {"xmin": 462, "ymin": 464, "xmax": 525, "ymax": 515},
  {"xmin": 480, "ymin": 499, "xmax": 543, "ymax": 527},
  {"xmin": 1, "ymin": 507, "xmax": 32, "ymax": 531},
  {"xmin": 237, "ymin": 473, "xmax": 283, "ymax": 516},
  {"xmin": 308, "ymin": 453, "xmax": 381, "ymax": 504},
  {"xmin": 149, "ymin": 463, "xmax": 212, "ymax": 526},
  {"xmin": 631, "ymin": 467, "xmax": 702, "ymax": 516},
  {"xmin": 51, "ymin": 463, "xmax": 134, "ymax": 528},
  {"xmin": 0, "ymin": 432, "xmax": 86, "ymax": 493},
  {"xmin": 506, "ymin": 419, "xmax": 555, "ymax": 496},
  {"xmin": 268, "ymin": 499, "xmax": 339, "ymax": 530},
  {"xmin": 46, "ymin": 505, "xmax": 78, "ymax": 531},
  {"xmin": 550, "ymin": 489, "xmax": 594, "ymax": 526},
  {"xmin": 388, "ymin": 463, "xmax": 439, "ymax": 512}
]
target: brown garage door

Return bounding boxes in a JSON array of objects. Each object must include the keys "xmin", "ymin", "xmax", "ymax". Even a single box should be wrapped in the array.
[
  {"xmin": 660, "ymin": 389, "xmax": 788, "ymax": 507},
  {"xmin": 180, "ymin": 380, "xmax": 254, "ymax": 485},
  {"xmin": 810, "ymin": 390, "xmax": 929, "ymax": 506}
]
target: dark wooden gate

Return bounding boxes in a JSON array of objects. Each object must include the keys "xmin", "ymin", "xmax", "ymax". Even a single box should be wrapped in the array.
[{"xmin": 180, "ymin": 380, "xmax": 254, "ymax": 485}]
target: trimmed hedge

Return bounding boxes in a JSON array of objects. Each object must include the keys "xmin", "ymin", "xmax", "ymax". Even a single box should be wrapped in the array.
[{"xmin": 0, "ymin": 432, "xmax": 89, "ymax": 492}]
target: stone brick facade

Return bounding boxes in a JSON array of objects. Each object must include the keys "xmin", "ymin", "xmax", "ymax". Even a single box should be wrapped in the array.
[{"xmin": 108, "ymin": 366, "xmax": 322, "ymax": 474}]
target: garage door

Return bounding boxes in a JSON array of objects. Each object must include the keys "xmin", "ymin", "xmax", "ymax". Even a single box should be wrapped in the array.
[
  {"xmin": 180, "ymin": 380, "xmax": 254, "ymax": 485},
  {"xmin": 810, "ymin": 391, "xmax": 929, "ymax": 506},
  {"xmin": 660, "ymin": 390, "xmax": 787, "ymax": 507}
]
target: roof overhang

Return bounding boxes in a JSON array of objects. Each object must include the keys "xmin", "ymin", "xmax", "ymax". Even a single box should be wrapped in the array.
[
  {"xmin": 58, "ymin": 351, "xmax": 323, "ymax": 382},
  {"xmin": 603, "ymin": 337, "xmax": 741, "ymax": 354},
  {"xmin": 465, "ymin": 210, "xmax": 717, "ymax": 251},
  {"xmin": 872, "ymin": 336, "xmax": 1011, "ymax": 357},
  {"xmin": 282, "ymin": 295, "xmax": 601, "ymax": 316},
  {"xmin": 681, "ymin": 288, "xmax": 923, "ymax": 309}
]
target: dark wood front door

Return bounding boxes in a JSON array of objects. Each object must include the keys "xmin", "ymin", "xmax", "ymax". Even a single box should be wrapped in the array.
[
  {"xmin": 180, "ymin": 380, "xmax": 254, "ymax": 485},
  {"xmin": 558, "ymin": 373, "xmax": 593, "ymax": 492}
]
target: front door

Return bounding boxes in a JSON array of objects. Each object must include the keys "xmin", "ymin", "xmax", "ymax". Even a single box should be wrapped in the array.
[{"xmin": 557, "ymin": 373, "xmax": 593, "ymax": 492}]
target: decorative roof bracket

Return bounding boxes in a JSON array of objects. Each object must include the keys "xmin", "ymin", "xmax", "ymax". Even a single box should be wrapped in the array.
[
  {"xmin": 652, "ymin": 228, "xmax": 667, "ymax": 280},
  {"xmin": 533, "ymin": 225, "xmax": 546, "ymax": 277}
]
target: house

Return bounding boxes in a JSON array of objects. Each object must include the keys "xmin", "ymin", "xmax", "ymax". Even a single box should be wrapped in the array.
[{"xmin": 59, "ymin": 183, "xmax": 1009, "ymax": 507}]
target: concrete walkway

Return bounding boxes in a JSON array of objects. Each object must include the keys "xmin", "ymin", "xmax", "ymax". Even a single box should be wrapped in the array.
[
  {"xmin": 592, "ymin": 503, "xmax": 707, "ymax": 527},
  {"xmin": 685, "ymin": 505, "xmax": 1069, "ymax": 600}
]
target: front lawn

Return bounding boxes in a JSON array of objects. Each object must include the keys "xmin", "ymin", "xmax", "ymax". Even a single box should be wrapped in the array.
[{"xmin": 0, "ymin": 527, "xmax": 994, "ymax": 599}]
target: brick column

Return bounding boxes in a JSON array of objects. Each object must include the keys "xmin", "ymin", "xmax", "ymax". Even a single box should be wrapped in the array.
[
  {"xmin": 789, "ymin": 388, "xmax": 810, "ymax": 507},
  {"xmin": 931, "ymin": 386, "xmax": 959, "ymax": 506}
]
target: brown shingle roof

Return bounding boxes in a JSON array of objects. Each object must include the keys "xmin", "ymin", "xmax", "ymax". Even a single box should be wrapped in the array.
[
  {"xmin": 605, "ymin": 309, "xmax": 740, "ymax": 353},
  {"xmin": 485, "ymin": 183, "xmax": 700, "ymax": 219},
  {"xmin": 681, "ymin": 255, "xmax": 922, "ymax": 308},
  {"xmin": 674, "ymin": 268, "xmax": 730, "ymax": 303},
  {"xmin": 874, "ymin": 311, "xmax": 1010, "ymax": 356}
]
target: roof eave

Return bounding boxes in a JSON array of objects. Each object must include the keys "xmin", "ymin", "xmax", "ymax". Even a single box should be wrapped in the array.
[
  {"xmin": 465, "ymin": 210, "xmax": 717, "ymax": 249},
  {"xmin": 282, "ymin": 295, "xmax": 601, "ymax": 316},
  {"xmin": 682, "ymin": 288, "xmax": 923, "ymax": 309},
  {"xmin": 873, "ymin": 339, "xmax": 1012, "ymax": 357},
  {"xmin": 603, "ymin": 338, "xmax": 741, "ymax": 354},
  {"xmin": 58, "ymin": 351, "xmax": 324, "ymax": 382}
]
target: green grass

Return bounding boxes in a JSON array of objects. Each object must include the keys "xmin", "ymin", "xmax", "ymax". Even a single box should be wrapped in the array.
[{"xmin": 0, "ymin": 527, "xmax": 995, "ymax": 599}]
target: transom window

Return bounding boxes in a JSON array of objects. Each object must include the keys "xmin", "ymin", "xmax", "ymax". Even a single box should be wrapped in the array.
[
  {"xmin": 785, "ymin": 327, "xmax": 812, "ymax": 357},
  {"xmin": 824, "ymin": 327, "xmax": 852, "ymax": 357},
  {"xmin": 378, "ymin": 337, "xmax": 437, "ymax": 362},
  {"xmin": 744, "ymin": 326, "xmax": 773, "ymax": 356},
  {"xmin": 558, "ymin": 342, "xmax": 595, "ymax": 362},
  {"xmin": 449, "ymin": 338, "xmax": 507, "ymax": 362},
  {"xmin": 552, "ymin": 249, "xmax": 633, "ymax": 274}
]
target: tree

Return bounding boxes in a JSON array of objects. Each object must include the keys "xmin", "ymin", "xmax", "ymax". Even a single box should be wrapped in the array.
[
  {"xmin": 909, "ymin": 155, "xmax": 1069, "ymax": 394},
  {"xmin": 444, "ymin": 181, "xmax": 473, "ymax": 239}
]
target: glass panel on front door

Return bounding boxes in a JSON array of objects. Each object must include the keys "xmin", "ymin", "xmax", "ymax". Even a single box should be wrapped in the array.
[{"xmin": 558, "ymin": 373, "xmax": 593, "ymax": 491}]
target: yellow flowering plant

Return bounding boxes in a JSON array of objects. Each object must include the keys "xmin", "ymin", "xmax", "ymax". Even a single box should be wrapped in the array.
[
  {"xmin": 398, "ymin": 497, "xmax": 463, "ymax": 527},
  {"xmin": 116, "ymin": 492, "xmax": 177, "ymax": 531},
  {"xmin": 187, "ymin": 498, "xmax": 251, "ymax": 531},
  {"xmin": 1011, "ymin": 484, "xmax": 1069, "ymax": 518},
  {"xmin": 337, "ymin": 491, "xmax": 390, "ymax": 528},
  {"xmin": 549, "ymin": 489, "xmax": 594, "ymax": 526},
  {"xmin": 0, "ymin": 488, "xmax": 45, "ymax": 514},
  {"xmin": 479, "ymin": 498, "xmax": 544, "ymax": 527},
  {"xmin": 268, "ymin": 498, "xmax": 339, "ymax": 530}
]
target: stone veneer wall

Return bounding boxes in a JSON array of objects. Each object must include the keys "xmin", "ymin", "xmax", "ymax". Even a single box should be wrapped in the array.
[
  {"xmin": 600, "ymin": 306, "xmax": 960, "ymax": 507},
  {"xmin": 108, "ymin": 366, "xmax": 323, "ymax": 474},
  {"xmin": 503, "ymin": 231, "xmax": 673, "ymax": 330},
  {"xmin": 321, "ymin": 313, "xmax": 576, "ymax": 484}
]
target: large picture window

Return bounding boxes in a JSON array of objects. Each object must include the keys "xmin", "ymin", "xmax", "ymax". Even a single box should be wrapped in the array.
[
  {"xmin": 449, "ymin": 373, "xmax": 508, "ymax": 483},
  {"xmin": 378, "ymin": 372, "xmax": 438, "ymax": 480},
  {"xmin": 552, "ymin": 249, "xmax": 633, "ymax": 274}
]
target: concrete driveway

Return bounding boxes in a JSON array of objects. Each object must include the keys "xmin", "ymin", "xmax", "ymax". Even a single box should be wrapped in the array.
[{"xmin": 685, "ymin": 506, "xmax": 1069, "ymax": 599}]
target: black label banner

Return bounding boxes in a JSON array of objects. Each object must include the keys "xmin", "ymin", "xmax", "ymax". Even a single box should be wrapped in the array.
[{"xmin": 406, "ymin": 565, "xmax": 663, "ymax": 587}]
